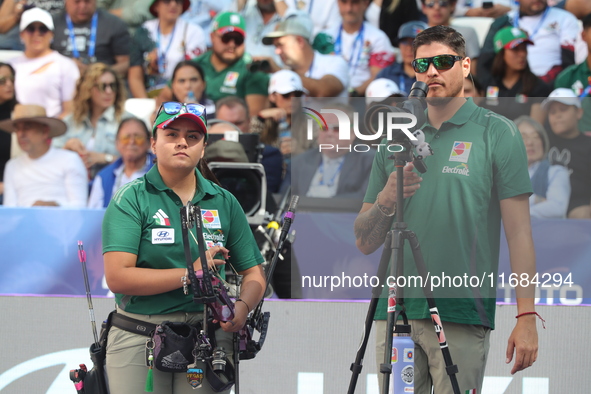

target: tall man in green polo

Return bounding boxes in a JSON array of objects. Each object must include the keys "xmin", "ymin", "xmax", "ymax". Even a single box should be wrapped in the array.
[
  {"xmin": 354, "ymin": 26, "xmax": 539, "ymax": 394},
  {"xmin": 554, "ymin": 12, "xmax": 591, "ymax": 133},
  {"xmin": 158, "ymin": 12, "xmax": 269, "ymax": 117}
]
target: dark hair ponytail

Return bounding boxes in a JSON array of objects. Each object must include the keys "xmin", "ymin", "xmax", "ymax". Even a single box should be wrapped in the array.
[{"xmin": 198, "ymin": 159, "xmax": 221, "ymax": 187}]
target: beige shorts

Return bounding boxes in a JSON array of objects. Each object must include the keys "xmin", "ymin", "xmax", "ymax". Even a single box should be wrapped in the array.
[{"xmin": 375, "ymin": 319, "xmax": 490, "ymax": 394}]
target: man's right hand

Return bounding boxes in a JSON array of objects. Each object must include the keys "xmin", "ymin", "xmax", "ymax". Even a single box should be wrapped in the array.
[{"xmin": 380, "ymin": 162, "xmax": 422, "ymax": 209}]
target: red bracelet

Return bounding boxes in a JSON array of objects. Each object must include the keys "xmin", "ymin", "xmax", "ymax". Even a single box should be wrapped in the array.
[{"xmin": 515, "ymin": 311, "xmax": 546, "ymax": 329}]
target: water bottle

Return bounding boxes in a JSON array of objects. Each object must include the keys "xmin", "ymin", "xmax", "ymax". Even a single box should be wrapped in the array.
[
  {"xmin": 278, "ymin": 117, "xmax": 290, "ymax": 140},
  {"xmin": 187, "ymin": 90, "xmax": 196, "ymax": 103},
  {"xmin": 390, "ymin": 333, "xmax": 414, "ymax": 394}
]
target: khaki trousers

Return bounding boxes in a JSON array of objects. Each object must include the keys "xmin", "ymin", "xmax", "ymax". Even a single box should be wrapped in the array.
[{"xmin": 375, "ymin": 319, "xmax": 490, "ymax": 394}]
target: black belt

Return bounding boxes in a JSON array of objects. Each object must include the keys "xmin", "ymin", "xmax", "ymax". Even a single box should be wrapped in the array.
[{"xmin": 111, "ymin": 312, "xmax": 157, "ymax": 336}]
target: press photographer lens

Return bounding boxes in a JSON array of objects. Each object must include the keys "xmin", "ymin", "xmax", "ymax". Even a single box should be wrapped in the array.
[
  {"xmin": 364, "ymin": 104, "xmax": 417, "ymax": 140},
  {"xmin": 212, "ymin": 347, "xmax": 227, "ymax": 371},
  {"xmin": 364, "ymin": 81, "xmax": 429, "ymax": 140}
]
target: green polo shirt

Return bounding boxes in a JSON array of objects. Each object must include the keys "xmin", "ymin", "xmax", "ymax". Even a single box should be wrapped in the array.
[
  {"xmin": 102, "ymin": 166, "xmax": 264, "ymax": 315},
  {"xmin": 191, "ymin": 51, "xmax": 270, "ymax": 103},
  {"xmin": 554, "ymin": 61, "xmax": 591, "ymax": 133},
  {"xmin": 364, "ymin": 99, "xmax": 532, "ymax": 329}
]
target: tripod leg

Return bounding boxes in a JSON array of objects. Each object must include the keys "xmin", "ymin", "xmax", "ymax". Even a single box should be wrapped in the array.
[
  {"xmin": 406, "ymin": 231, "xmax": 461, "ymax": 394},
  {"xmin": 347, "ymin": 232, "xmax": 393, "ymax": 394},
  {"xmin": 381, "ymin": 228, "xmax": 406, "ymax": 394},
  {"xmin": 233, "ymin": 332, "xmax": 240, "ymax": 394}
]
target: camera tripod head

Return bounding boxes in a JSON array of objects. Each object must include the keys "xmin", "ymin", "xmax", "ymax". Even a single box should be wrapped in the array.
[{"xmin": 364, "ymin": 81, "xmax": 432, "ymax": 172}]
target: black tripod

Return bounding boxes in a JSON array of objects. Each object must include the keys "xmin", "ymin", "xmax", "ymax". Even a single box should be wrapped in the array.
[{"xmin": 348, "ymin": 142, "xmax": 460, "ymax": 394}]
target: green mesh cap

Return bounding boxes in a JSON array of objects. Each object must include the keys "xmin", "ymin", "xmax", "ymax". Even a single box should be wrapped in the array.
[
  {"xmin": 211, "ymin": 12, "xmax": 245, "ymax": 36},
  {"xmin": 153, "ymin": 102, "xmax": 208, "ymax": 141},
  {"xmin": 312, "ymin": 32, "xmax": 335, "ymax": 54},
  {"xmin": 493, "ymin": 27, "xmax": 533, "ymax": 53}
]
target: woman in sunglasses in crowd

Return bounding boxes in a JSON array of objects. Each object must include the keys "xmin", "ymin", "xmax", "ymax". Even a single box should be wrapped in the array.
[
  {"xmin": 128, "ymin": 0, "xmax": 207, "ymax": 98},
  {"xmin": 9, "ymin": 8, "xmax": 79, "ymax": 118},
  {"xmin": 102, "ymin": 101, "xmax": 265, "ymax": 394},
  {"xmin": 479, "ymin": 27, "xmax": 551, "ymax": 124},
  {"xmin": 52, "ymin": 63, "xmax": 132, "ymax": 178},
  {"xmin": 87, "ymin": 118, "xmax": 155, "ymax": 208}
]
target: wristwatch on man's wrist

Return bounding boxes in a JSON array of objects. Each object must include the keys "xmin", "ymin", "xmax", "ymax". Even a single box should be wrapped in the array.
[{"xmin": 104, "ymin": 153, "xmax": 114, "ymax": 163}]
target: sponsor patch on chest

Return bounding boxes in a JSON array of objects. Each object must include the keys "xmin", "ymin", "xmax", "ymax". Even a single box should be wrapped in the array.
[
  {"xmin": 152, "ymin": 228, "xmax": 175, "ymax": 244},
  {"xmin": 449, "ymin": 141, "xmax": 472, "ymax": 163}
]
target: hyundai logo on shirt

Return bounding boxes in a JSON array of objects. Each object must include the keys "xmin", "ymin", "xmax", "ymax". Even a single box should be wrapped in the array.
[{"xmin": 152, "ymin": 228, "xmax": 175, "ymax": 244}]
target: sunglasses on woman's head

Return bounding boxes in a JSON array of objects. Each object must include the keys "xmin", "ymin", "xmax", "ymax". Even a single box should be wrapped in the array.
[
  {"xmin": 159, "ymin": 102, "xmax": 206, "ymax": 117},
  {"xmin": 0, "ymin": 76, "xmax": 14, "ymax": 85},
  {"xmin": 96, "ymin": 82, "xmax": 118, "ymax": 92},
  {"xmin": 25, "ymin": 25, "xmax": 50, "ymax": 35},
  {"xmin": 411, "ymin": 55, "xmax": 463, "ymax": 73},
  {"xmin": 424, "ymin": 0, "xmax": 449, "ymax": 7},
  {"xmin": 221, "ymin": 33, "xmax": 244, "ymax": 46},
  {"xmin": 161, "ymin": 0, "xmax": 183, "ymax": 3}
]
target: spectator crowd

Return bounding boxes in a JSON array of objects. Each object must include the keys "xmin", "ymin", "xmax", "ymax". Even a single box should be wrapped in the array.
[{"xmin": 1, "ymin": 0, "xmax": 591, "ymax": 220}]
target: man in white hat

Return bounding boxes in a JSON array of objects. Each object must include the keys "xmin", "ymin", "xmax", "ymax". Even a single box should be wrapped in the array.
[
  {"xmin": 542, "ymin": 88, "xmax": 591, "ymax": 219},
  {"xmin": 1, "ymin": 104, "xmax": 88, "ymax": 207}
]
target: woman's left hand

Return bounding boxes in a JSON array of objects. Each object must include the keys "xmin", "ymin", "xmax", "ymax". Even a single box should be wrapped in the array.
[{"xmin": 218, "ymin": 299, "xmax": 249, "ymax": 332}]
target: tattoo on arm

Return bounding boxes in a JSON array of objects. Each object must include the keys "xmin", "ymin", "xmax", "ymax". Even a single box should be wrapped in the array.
[{"xmin": 354, "ymin": 204, "xmax": 395, "ymax": 250}]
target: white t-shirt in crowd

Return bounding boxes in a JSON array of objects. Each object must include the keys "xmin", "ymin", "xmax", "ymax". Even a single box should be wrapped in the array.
[
  {"xmin": 365, "ymin": 1, "xmax": 381, "ymax": 29},
  {"xmin": 511, "ymin": 7, "xmax": 580, "ymax": 77},
  {"xmin": 453, "ymin": 0, "xmax": 514, "ymax": 17},
  {"xmin": 282, "ymin": 0, "xmax": 341, "ymax": 36},
  {"xmin": 143, "ymin": 19, "xmax": 207, "ymax": 82},
  {"xmin": 305, "ymin": 51, "xmax": 350, "ymax": 98},
  {"xmin": 240, "ymin": 4, "xmax": 282, "ymax": 60},
  {"xmin": 323, "ymin": 22, "xmax": 395, "ymax": 89},
  {"xmin": 10, "ymin": 51, "xmax": 79, "ymax": 117},
  {"xmin": 3, "ymin": 147, "xmax": 88, "ymax": 208}
]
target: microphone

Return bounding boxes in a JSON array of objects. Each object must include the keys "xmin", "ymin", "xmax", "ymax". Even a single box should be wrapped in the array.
[
  {"xmin": 408, "ymin": 81, "xmax": 428, "ymax": 98},
  {"xmin": 401, "ymin": 81, "xmax": 428, "ymax": 131}
]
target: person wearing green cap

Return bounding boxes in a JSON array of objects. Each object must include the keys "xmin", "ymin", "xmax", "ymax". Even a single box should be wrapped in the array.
[
  {"xmin": 128, "ymin": 0, "xmax": 207, "ymax": 98},
  {"xmin": 480, "ymin": 26, "xmax": 551, "ymax": 124},
  {"xmin": 157, "ymin": 11, "xmax": 270, "ymax": 118},
  {"xmin": 102, "ymin": 101, "xmax": 266, "ymax": 394}
]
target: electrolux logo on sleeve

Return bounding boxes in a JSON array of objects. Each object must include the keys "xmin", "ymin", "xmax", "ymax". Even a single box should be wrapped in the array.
[{"xmin": 303, "ymin": 107, "xmax": 417, "ymax": 153}]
